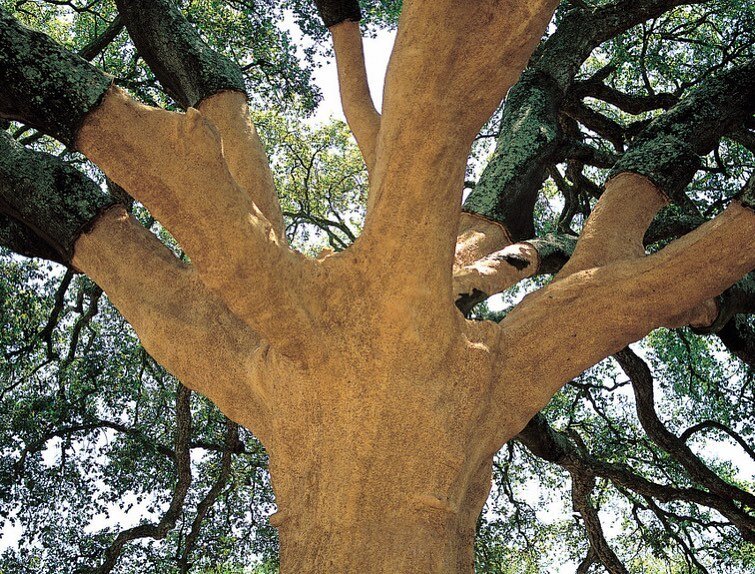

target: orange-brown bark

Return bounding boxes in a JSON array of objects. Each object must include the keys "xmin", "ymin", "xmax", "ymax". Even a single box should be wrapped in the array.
[{"xmin": 330, "ymin": 21, "xmax": 381, "ymax": 175}]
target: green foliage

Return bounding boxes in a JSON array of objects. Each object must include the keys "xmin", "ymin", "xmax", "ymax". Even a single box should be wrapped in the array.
[{"xmin": 254, "ymin": 111, "xmax": 368, "ymax": 252}]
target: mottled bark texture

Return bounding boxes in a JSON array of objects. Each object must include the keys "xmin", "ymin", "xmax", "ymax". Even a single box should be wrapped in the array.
[
  {"xmin": 1, "ymin": 1, "xmax": 754, "ymax": 572},
  {"xmin": 114, "ymin": 0, "xmax": 245, "ymax": 109},
  {"xmin": 454, "ymin": 59, "xmax": 755, "ymax": 306},
  {"xmin": 0, "ymin": 130, "xmax": 116, "ymax": 264},
  {"xmin": 0, "ymin": 9, "xmax": 112, "ymax": 148},
  {"xmin": 609, "ymin": 61, "xmax": 755, "ymax": 201}
]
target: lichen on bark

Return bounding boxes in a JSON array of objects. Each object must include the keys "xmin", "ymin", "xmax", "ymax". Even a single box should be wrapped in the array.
[
  {"xmin": 0, "ymin": 130, "xmax": 116, "ymax": 263},
  {"xmin": 462, "ymin": 69, "xmax": 564, "ymax": 240},
  {"xmin": 609, "ymin": 61, "xmax": 755, "ymax": 201},
  {"xmin": 0, "ymin": 8, "xmax": 112, "ymax": 148},
  {"xmin": 115, "ymin": 0, "xmax": 246, "ymax": 109}
]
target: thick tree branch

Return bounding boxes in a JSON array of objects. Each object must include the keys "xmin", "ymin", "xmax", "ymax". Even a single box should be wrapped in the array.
[
  {"xmin": 569, "ymin": 79, "xmax": 677, "ymax": 116},
  {"xmin": 533, "ymin": 0, "xmax": 704, "ymax": 89},
  {"xmin": 463, "ymin": 69, "xmax": 564, "ymax": 241},
  {"xmin": 716, "ymin": 315, "xmax": 755, "ymax": 369},
  {"xmin": 462, "ymin": 0, "xmax": 699, "ymax": 241},
  {"xmin": 78, "ymin": 13, "xmax": 125, "ymax": 61},
  {"xmin": 114, "ymin": 0, "xmax": 245, "ymax": 109},
  {"xmin": 608, "ymin": 61, "xmax": 755, "ymax": 202},
  {"xmin": 556, "ymin": 173, "xmax": 668, "ymax": 277},
  {"xmin": 0, "ymin": 8, "xmax": 112, "ymax": 148},
  {"xmin": 76, "ymin": 88, "xmax": 314, "ymax": 355},
  {"xmin": 693, "ymin": 271, "xmax": 755, "ymax": 334},
  {"xmin": 0, "ymin": 130, "xmax": 116, "ymax": 264},
  {"xmin": 454, "ymin": 213, "xmax": 513, "ymax": 270},
  {"xmin": 197, "ymin": 91, "xmax": 286, "ymax": 238},
  {"xmin": 116, "ymin": 0, "xmax": 285, "ymax": 237},
  {"xmin": 0, "ymin": 213, "xmax": 65, "ymax": 264},
  {"xmin": 557, "ymin": 61, "xmax": 754, "ymax": 294},
  {"xmin": 492, "ymin": 200, "xmax": 755, "ymax": 439},
  {"xmin": 358, "ymin": 0, "xmax": 558, "ymax": 305},
  {"xmin": 72, "ymin": 207, "xmax": 274, "ymax": 440},
  {"xmin": 312, "ymin": 0, "xmax": 362, "ymax": 27}
]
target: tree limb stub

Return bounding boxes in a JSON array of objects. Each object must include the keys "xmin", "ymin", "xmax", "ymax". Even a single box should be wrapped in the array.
[
  {"xmin": 0, "ymin": 8, "xmax": 112, "ymax": 148},
  {"xmin": 453, "ymin": 234, "xmax": 577, "ymax": 304}
]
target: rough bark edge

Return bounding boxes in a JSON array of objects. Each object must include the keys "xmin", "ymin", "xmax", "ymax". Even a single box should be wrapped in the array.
[
  {"xmin": 0, "ymin": 8, "xmax": 113, "ymax": 148},
  {"xmin": 115, "ymin": 0, "xmax": 246, "ymax": 109},
  {"xmin": 0, "ymin": 130, "xmax": 117, "ymax": 264}
]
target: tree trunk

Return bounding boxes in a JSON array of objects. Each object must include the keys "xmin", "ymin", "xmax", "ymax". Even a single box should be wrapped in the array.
[
  {"xmin": 262, "ymin": 349, "xmax": 502, "ymax": 574},
  {"xmin": 270, "ymin": 427, "xmax": 493, "ymax": 573}
]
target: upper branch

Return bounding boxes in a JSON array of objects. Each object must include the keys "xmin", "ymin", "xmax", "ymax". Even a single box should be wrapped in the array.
[
  {"xmin": 114, "ymin": 0, "xmax": 245, "ymax": 109},
  {"xmin": 330, "ymin": 21, "xmax": 381, "ymax": 175},
  {"xmin": 606, "ymin": 61, "xmax": 755, "ymax": 203},
  {"xmin": 0, "ymin": 8, "xmax": 112, "ymax": 148},
  {"xmin": 313, "ymin": 2, "xmax": 381, "ymax": 174},
  {"xmin": 357, "ymin": 0, "xmax": 558, "ymax": 305},
  {"xmin": 115, "ymin": 0, "xmax": 285, "ymax": 236},
  {"xmin": 462, "ymin": 0, "xmax": 698, "ymax": 241},
  {"xmin": 72, "ymin": 207, "xmax": 274, "ymax": 440}
]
